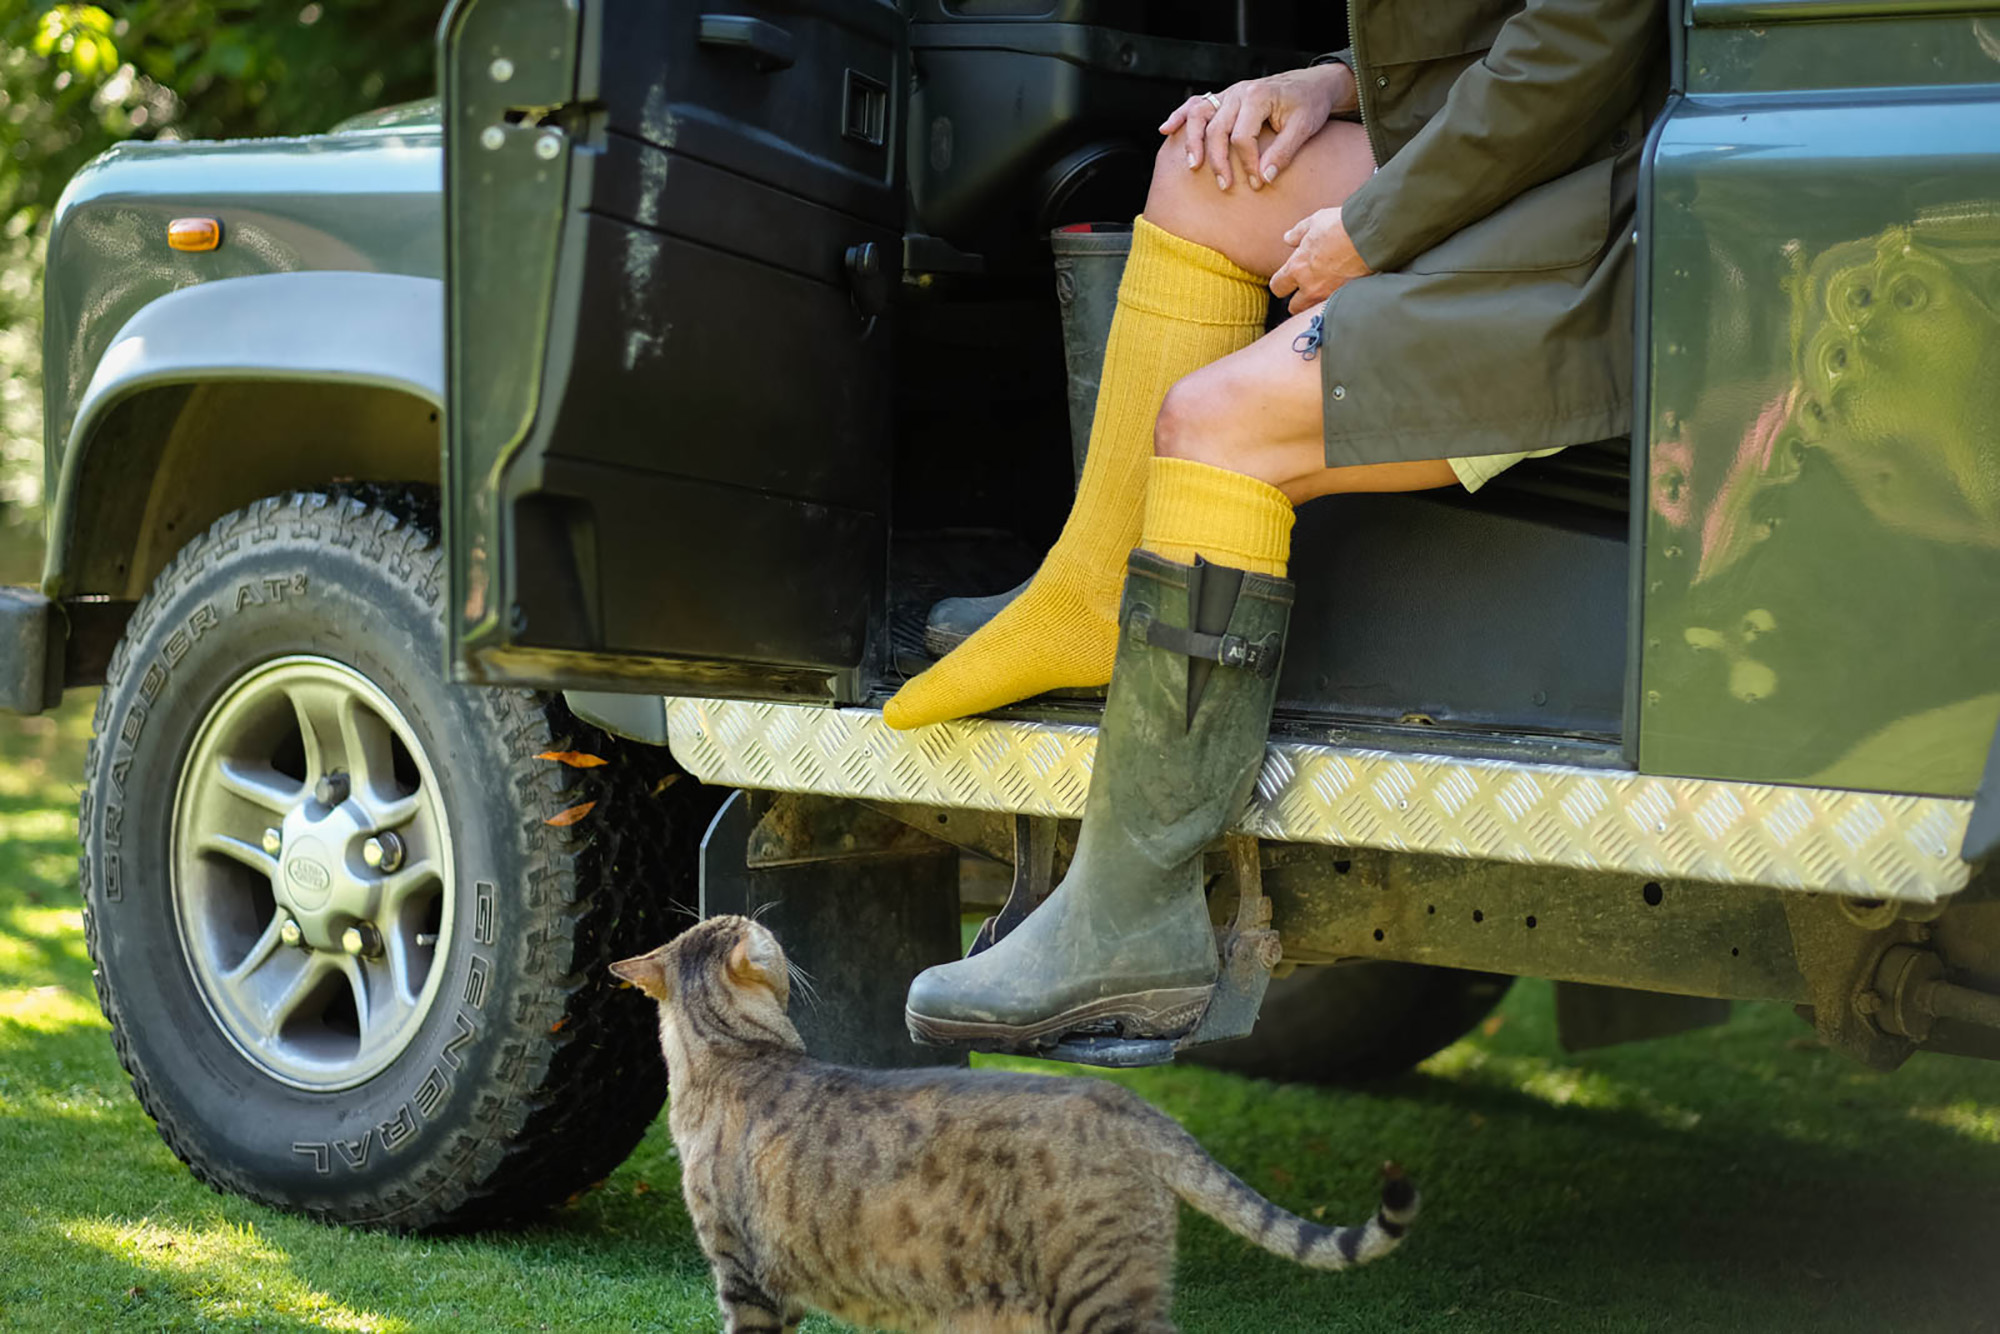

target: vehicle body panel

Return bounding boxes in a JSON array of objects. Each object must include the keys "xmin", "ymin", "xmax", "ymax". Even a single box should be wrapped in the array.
[
  {"xmin": 1637, "ymin": 5, "xmax": 2000, "ymax": 796},
  {"xmin": 41, "ymin": 127, "xmax": 443, "ymax": 595}
]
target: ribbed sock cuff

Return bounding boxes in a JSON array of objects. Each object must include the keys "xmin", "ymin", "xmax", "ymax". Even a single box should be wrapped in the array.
[
  {"xmin": 1118, "ymin": 217, "xmax": 1270, "ymax": 325},
  {"xmin": 1141, "ymin": 457, "xmax": 1295, "ymax": 576}
]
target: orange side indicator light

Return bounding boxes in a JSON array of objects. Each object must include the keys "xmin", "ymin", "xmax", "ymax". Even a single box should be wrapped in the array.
[{"xmin": 167, "ymin": 218, "xmax": 222, "ymax": 252}]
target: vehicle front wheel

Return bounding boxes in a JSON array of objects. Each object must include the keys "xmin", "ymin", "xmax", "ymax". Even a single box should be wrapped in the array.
[{"xmin": 80, "ymin": 489, "xmax": 710, "ymax": 1230}]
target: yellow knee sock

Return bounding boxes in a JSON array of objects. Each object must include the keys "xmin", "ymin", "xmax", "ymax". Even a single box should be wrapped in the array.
[
  {"xmin": 884, "ymin": 218, "xmax": 1267, "ymax": 729},
  {"xmin": 1140, "ymin": 456, "xmax": 1295, "ymax": 576}
]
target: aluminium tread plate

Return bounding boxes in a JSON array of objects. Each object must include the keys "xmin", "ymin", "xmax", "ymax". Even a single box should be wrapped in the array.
[{"xmin": 665, "ymin": 699, "xmax": 1973, "ymax": 903}]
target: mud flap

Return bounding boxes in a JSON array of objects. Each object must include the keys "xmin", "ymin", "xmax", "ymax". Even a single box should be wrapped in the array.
[{"xmin": 699, "ymin": 790, "xmax": 964, "ymax": 1069}]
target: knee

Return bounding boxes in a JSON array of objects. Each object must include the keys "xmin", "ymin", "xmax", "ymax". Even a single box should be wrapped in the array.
[
  {"xmin": 1154, "ymin": 373, "xmax": 1231, "ymax": 465},
  {"xmin": 1145, "ymin": 136, "xmax": 1217, "ymax": 231}
]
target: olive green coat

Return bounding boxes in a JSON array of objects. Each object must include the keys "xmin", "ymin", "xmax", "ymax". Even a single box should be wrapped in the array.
[{"xmin": 1319, "ymin": 0, "xmax": 1668, "ymax": 466}]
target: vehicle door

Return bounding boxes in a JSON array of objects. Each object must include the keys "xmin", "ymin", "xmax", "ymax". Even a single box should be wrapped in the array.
[{"xmin": 443, "ymin": 0, "xmax": 904, "ymax": 701}]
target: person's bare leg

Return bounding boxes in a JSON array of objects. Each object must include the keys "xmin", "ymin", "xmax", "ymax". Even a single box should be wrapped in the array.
[
  {"xmin": 1144, "ymin": 119, "xmax": 1375, "ymax": 278},
  {"xmin": 1154, "ymin": 308, "xmax": 1459, "ymax": 504}
]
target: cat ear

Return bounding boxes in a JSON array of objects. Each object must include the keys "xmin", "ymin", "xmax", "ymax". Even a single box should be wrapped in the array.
[
  {"xmin": 609, "ymin": 949, "xmax": 671, "ymax": 1001},
  {"xmin": 726, "ymin": 933, "xmax": 786, "ymax": 1002}
]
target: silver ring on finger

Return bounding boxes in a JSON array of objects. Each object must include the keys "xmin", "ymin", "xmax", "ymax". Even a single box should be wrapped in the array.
[{"xmin": 1202, "ymin": 91, "xmax": 1222, "ymax": 109}]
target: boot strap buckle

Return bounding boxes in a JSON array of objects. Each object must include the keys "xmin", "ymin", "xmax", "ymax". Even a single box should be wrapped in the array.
[{"xmin": 1129, "ymin": 608, "xmax": 1280, "ymax": 678}]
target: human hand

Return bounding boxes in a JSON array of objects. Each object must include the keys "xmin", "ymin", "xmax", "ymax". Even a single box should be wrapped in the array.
[
  {"xmin": 1270, "ymin": 207, "xmax": 1373, "ymax": 315},
  {"xmin": 1158, "ymin": 64, "xmax": 1357, "ymax": 192}
]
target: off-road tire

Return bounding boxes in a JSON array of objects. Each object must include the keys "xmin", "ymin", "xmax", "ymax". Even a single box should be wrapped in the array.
[
  {"xmin": 1189, "ymin": 961, "xmax": 1512, "ymax": 1084},
  {"xmin": 78, "ymin": 488, "xmax": 716, "ymax": 1231}
]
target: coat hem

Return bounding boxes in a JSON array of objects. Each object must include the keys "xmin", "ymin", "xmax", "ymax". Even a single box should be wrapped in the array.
[{"xmin": 1323, "ymin": 402, "xmax": 1630, "ymax": 469}]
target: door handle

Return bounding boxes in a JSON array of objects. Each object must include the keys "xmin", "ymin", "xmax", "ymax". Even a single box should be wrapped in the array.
[{"xmin": 697, "ymin": 15, "xmax": 796, "ymax": 72}]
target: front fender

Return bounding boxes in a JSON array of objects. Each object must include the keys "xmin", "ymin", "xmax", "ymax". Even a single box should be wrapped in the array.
[
  {"xmin": 45, "ymin": 271, "xmax": 444, "ymax": 596},
  {"xmin": 69, "ymin": 270, "xmax": 442, "ymax": 435}
]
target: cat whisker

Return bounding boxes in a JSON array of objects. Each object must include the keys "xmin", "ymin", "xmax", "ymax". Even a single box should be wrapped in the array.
[{"xmin": 785, "ymin": 960, "xmax": 822, "ymax": 1010}]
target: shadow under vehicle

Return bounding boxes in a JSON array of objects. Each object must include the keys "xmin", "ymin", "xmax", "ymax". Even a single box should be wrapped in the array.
[{"xmin": 5, "ymin": 0, "xmax": 2000, "ymax": 1228}]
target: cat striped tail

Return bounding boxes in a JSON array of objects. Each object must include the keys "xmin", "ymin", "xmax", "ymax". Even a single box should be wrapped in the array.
[{"xmin": 1162, "ymin": 1134, "xmax": 1418, "ymax": 1272}]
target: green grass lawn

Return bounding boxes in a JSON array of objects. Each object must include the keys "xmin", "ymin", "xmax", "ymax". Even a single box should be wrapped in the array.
[{"xmin": 2, "ymin": 689, "xmax": 1999, "ymax": 1332}]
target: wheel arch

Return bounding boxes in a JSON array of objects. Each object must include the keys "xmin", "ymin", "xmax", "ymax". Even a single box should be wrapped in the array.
[{"xmin": 45, "ymin": 272, "xmax": 443, "ymax": 602}]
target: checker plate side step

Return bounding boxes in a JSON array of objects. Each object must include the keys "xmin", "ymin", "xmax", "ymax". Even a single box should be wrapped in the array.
[{"xmin": 665, "ymin": 700, "xmax": 1975, "ymax": 904}]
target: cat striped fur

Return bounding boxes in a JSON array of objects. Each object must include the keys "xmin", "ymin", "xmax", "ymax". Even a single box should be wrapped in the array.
[{"xmin": 611, "ymin": 916, "xmax": 1418, "ymax": 1334}]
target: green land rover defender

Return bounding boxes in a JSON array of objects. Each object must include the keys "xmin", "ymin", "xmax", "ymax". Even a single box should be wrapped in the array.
[{"xmin": 4, "ymin": 0, "xmax": 1997, "ymax": 1229}]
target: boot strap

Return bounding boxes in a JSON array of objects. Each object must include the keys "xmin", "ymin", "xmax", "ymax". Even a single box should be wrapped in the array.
[{"xmin": 1128, "ymin": 607, "xmax": 1282, "ymax": 678}]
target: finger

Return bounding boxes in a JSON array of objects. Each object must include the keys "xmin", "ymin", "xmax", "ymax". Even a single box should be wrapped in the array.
[
  {"xmin": 1259, "ymin": 115, "xmax": 1315, "ymax": 186},
  {"xmin": 1269, "ymin": 256, "xmax": 1299, "ymax": 299},
  {"xmin": 1161, "ymin": 95, "xmax": 1204, "ymax": 140},
  {"xmin": 1289, "ymin": 290, "xmax": 1316, "ymax": 316},
  {"xmin": 1282, "ymin": 219, "xmax": 1307, "ymax": 247},
  {"xmin": 1230, "ymin": 92, "xmax": 1273, "ymax": 190},
  {"xmin": 1205, "ymin": 94, "xmax": 1240, "ymax": 187},
  {"xmin": 1181, "ymin": 103, "xmax": 1214, "ymax": 169}
]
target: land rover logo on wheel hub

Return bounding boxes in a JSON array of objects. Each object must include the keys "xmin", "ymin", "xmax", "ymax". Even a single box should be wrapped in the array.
[{"xmin": 284, "ymin": 837, "xmax": 333, "ymax": 908}]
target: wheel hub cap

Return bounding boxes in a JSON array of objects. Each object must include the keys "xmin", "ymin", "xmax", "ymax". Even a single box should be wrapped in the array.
[{"xmin": 171, "ymin": 656, "xmax": 455, "ymax": 1091}]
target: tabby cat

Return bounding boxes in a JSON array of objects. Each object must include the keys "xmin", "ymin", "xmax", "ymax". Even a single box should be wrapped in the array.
[{"xmin": 610, "ymin": 916, "xmax": 1418, "ymax": 1334}]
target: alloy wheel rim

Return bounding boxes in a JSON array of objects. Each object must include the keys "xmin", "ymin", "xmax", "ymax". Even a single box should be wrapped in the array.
[{"xmin": 170, "ymin": 655, "xmax": 455, "ymax": 1091}]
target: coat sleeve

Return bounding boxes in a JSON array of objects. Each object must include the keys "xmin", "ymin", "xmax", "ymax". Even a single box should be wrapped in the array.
[{"xmin": 1340, "ymin": 0, "xmax": 1662, "ymax": 273}]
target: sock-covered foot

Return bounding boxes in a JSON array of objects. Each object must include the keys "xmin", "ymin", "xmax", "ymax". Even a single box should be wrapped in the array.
[
  {"xmin": 883, "ymin": 563, "xmax": 1119, "ymax": 728},
  {"xmin": 885, "ymin": 219, "xmax": 1267, "ymax": 729}
]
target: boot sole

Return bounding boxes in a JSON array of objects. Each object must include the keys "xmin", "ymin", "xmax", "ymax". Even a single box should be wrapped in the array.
[
  {"xmin": 923, "ymin": 624, "xmax": 973, "ymax": 659},
  {"xmin": 905, "ymin": 986, "xmax": 1212, "ymax": 1050}
]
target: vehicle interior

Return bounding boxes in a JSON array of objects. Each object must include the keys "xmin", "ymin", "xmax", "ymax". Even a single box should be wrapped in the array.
[{"xmin": 455, "ymin": 0, "xmax": 1636, "ymax": 765}]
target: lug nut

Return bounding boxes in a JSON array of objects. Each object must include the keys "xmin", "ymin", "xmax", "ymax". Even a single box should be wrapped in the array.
[
  {"xmin": 280, "ymin": 919, "xmax": 304, "ymax": 948},
  {"xmin": 261, "ymin": 827, "xmax": 283, "ymax": 857},
  {"xmin": 341, "ymin": 923, "xmax": 384, "ymax": 958},
  {"xmin": 362, "ymin": 831, "xmax": 405, "ymax": 873},
  {"xmin": 314, "ymin": 771, "xmax": 350, "ymax": 807}
]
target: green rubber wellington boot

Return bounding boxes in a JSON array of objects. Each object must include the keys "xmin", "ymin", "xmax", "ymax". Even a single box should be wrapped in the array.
[{"xmin": 905, "ymin": 549, "xmax": 1293, "ymax": 1049}]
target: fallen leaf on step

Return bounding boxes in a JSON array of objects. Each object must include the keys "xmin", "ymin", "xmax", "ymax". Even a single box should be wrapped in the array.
[{"xmin": 545, "ymin": 801, "xmax": 598, "ymax": 827}]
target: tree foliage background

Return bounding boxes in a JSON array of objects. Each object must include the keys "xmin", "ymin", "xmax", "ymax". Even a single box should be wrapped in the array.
[{"xmin": 0, "ymin": 1, "xmax": 443, "ymax": 517}]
